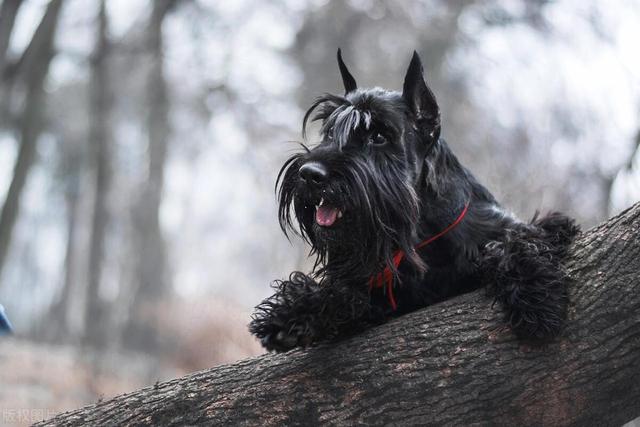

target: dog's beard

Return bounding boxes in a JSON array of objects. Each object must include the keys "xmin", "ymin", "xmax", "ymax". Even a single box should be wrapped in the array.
[{"xmin": 277, "ymin": 151, "xmax": 426, "ymax": 284}]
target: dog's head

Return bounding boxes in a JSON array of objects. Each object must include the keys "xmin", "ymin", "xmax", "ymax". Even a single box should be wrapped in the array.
[{"xmin": 278, "ymin": 50, "xmax": 441, "ymax": 280}]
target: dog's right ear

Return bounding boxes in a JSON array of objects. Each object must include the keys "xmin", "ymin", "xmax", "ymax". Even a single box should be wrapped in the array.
[
  {"xmin": 337, "ymin": 48, "xmax": 357, "ymax": 95},
  {"xmin": 402, "ymin": 51, "xmax": 440, "ymax": 140}
]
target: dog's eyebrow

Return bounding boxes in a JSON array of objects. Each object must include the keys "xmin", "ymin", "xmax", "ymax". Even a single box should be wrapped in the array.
[
  {"xmin": 333, "ymin": 105, "xmax": 372, "ymax": 147},
  {"xmin": 303, "ymin": 94, "xmax": 389, "ymax": 149},
  {"xmin": 327, "ymin": 104, "xmax": 376, "ymax": 149}
]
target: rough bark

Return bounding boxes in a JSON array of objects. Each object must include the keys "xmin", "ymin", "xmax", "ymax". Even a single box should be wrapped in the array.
[
  {"xmin": 39, "ymin": 202, "xmax": 640, "ymax": 427},
  {"xmin": 0, "ymin": 0, "xmax": 64, "ymax": 279},
  {"xmin": 83, "ymin": 0, "xmax": 112, "ymax": 348}
]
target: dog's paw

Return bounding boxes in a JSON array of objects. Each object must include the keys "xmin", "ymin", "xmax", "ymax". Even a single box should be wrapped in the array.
[
  {"xmin": 508, "ymin": 306, "xmax": 564, "ymax": 341},
  {"xmin": 259, "ymin": 323, "xmax": 315, "ymax": 353},
  {"xmin": 249, "ymin": 274, "xmax": 324, "ymax": 352},
  {"xmin": 503, "ymin": 281, "xmax": 566, "ymax": 341},
  {"xmin": 249, "ymin": 306, "xmax": 317, "ymax": 353}
]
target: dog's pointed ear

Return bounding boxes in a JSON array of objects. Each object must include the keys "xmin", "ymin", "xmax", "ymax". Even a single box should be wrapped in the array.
[
  {"xmin": 402, "ymin": 51, "xmax": 440, "ymax": 139},
  {"xmin": 337, "ymin": 48, "xmax": 357, "ymax": 94}
]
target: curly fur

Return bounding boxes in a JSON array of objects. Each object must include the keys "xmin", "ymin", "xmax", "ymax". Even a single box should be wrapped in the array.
[
  {"xmin": 480, "ymin": 213, "xmax": 580, "ymax": 339},
  {"xmin": 249, "ymin": 51, "xmax": 580, "ymax": 352},
  {"xmin": 250, "ymin": 272, "xmax": 385, "ymax": 351}
]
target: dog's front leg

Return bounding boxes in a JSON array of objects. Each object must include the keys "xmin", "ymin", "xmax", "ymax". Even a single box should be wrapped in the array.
[
  {"xmin": 249, "ymin": 272, "xmax": 375, "ymax": 352},
  {"xmin": 480, "ymin": 214, "xmax": 578, "ymax": 340}
]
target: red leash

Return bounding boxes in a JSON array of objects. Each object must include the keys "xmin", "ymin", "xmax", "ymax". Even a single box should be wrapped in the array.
[{"xmin": 368, "ymin": 201, "xmax": 470, "ymax": 310}]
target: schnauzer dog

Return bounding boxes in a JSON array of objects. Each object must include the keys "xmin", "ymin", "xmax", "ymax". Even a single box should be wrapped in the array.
[{"xmin": 249, "ymin": 49, "xmax": 579, "ymax": 352}]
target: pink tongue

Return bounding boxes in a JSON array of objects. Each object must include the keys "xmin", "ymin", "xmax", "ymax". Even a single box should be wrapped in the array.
[{"xmin": 316, "ymin": 205, "xmax": 339, "ymax": 227}]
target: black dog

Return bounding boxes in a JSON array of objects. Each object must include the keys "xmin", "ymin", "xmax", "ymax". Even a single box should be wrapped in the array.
[{"xmin": 249, "ymin": 50, "xmax": 579, "ymax": 352}]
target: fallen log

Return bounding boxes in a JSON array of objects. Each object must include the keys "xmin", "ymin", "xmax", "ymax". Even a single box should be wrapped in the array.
[{"xmin": 39, "ymin": 202, "xmax": 640, "ymax": 426}]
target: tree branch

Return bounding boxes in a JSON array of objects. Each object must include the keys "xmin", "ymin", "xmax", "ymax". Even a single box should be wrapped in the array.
[
  {"xmin": 39, "ymin": 202, "xmax": 640, "ymax": 427},
  {"xmin": 0, "ymin": 0, "xmax": 65, "ymax": 278}
]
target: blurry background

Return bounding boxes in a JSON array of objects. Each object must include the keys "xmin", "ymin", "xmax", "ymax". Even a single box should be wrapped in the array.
[{"xmin": 0, "ymin": 0, "xmax": 639, "ymax": 423}]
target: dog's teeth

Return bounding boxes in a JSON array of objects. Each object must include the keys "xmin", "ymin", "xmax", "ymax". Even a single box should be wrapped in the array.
[
  {"xmin": 337, "ymin": 211, "xmax": 343, "ymax": 219},
  {"xmin": 319, "ymin": 198, "xmax": 325, "ymax": 207}
]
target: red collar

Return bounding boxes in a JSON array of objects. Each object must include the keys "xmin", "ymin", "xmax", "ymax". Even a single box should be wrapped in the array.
[{"xmin": 368, "ymin": 201, "xmax": 470, "ymax": 310}]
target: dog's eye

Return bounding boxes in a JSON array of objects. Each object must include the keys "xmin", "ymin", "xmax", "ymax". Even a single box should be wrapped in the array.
[{"xmin": 368, "ymin": 133, "xmax": 387, "ymax": 147}]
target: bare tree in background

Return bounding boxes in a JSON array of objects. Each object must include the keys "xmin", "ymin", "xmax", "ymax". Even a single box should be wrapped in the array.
[
  {"xmin": 124, "ymin": 0, "xmax": 176, "ymax": 349},
  {"xmin": 83, "ymin": 0, "xmax": 112, "ymax": 348},
  {"xmin": 0, "ymin": 0, "xmax": 23, "ymax": 121},
  {"xmin": 0, "ymin": 0, "xmax": 65, "ymax": 281},
  {"xmin": 608, "ymin": 123, "xmax": 640, "ymax": 215},
  {"xmin": 0, "ymin": 0, "xmax": 22, "ymax": 132},
  {"xmin": 0, "ymin": 0, "xmax": 23, "ymax": 79},
  {"xmin": 47, "ymin": 157, "xmax": 82, "ymax": 340}
]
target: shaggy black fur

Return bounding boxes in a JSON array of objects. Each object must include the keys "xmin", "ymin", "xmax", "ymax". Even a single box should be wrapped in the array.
[{"xmin": 249, "ymin": 50, "xmax": 580, "ymax": 352}]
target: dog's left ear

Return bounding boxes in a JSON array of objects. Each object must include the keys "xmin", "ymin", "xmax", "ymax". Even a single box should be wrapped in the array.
[{"xmin": 402, "ymin": 51, "xmax": 440, "ymax": 140}]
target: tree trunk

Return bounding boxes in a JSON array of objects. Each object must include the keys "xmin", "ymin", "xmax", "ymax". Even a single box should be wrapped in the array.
[
  {"xmin": 135, "ymin": 0, "xmax": 173, "ymax": 299},
  {"xmin": 83, "ymin": 0, "xmax": 112, "ymax": 348},
  {"xmin": 0, "ymin": 0, "xmax": 64, "ymax": 280},
  {"xmin": 38, "ymin": 202, "xmax": 640, "ymax": 427},
  {"xmin": 0, "ymin": 0, "xmax": 23, "ymax": 76},
  {"xmin": 47, "ymin": 177, "xmax": 81, "ymax": 339},
  {"xmin": 0, "ymin": 0, "xmax": 23, "ymax": 127},
  {"xmin": 123, "ymin": 0, "xmax": 175, "ymax": 350}
]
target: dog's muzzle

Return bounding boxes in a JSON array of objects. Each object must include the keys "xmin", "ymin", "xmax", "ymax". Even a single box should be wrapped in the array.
[{"xmin": 298, "ymin": 161, "xmax": 344, "ymax": 227}]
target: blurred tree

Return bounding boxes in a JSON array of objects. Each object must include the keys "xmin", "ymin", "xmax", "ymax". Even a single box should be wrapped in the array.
[
  {"xmin": 47, "ymin": 157, "xmax": 81, "ymax": 340},
  {"xmin": 44, "ymin": 66, "xmax": 92, "ymax": 343},
  {"xmin": 0, "ymin": 0, "xmax": 65, "ymax": 281},
  {"xmin": 83, "ymin": 0, "xmax": 112, "ymax": 348},
  {"xmin": 609, "ymin": 124, "xmax": 640, "ymax": 215},
  {"xmin": 0, "ymin": 0, "xmax": 23, "ymax": 79},
  {"xmin": 124, "ymin": 0, "xmax": 178, "ymax": 350},
  {"xmin": 0, "ymin": 0, "xmax": 23, "ymax": 122}
]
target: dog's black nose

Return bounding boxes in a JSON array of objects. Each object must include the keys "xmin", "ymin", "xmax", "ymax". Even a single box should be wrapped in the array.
[{"xmin": 299, "ymin": 162, "xmax": 327, "ymax": 186}]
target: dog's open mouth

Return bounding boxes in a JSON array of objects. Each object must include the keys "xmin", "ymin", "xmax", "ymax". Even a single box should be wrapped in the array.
[{"xmin": 315, "ymin": 198, "xmax": 343, "ymax": 227}]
